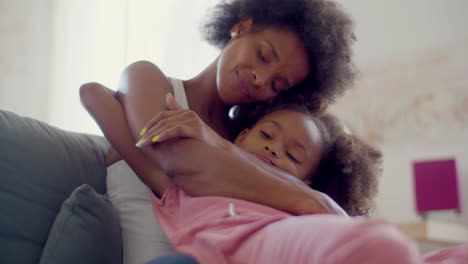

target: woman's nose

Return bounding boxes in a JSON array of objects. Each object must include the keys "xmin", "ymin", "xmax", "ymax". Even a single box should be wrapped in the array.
[
  {"xmin": 265, "ymin": 145, "xmax": 277, "ymax": 157},
  {"xmin": 252, "ymin": 69, "xmax": 269, "ymax": 88}
]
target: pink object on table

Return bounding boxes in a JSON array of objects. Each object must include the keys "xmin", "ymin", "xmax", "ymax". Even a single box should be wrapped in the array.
[{"xmin": 412, "ymin": 158, "xmax": 461, "ymax": 213}]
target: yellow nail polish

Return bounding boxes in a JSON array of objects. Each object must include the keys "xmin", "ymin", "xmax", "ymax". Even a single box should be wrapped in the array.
[
  {"xmin": 152, "ymin": 135, "xmax": 160, "ymax": 143},
  {"xmin": 140, "ymin": 127, "xmax": 147, "ymax": 137},
  {"xmin": 135, "ymin": 138, "xmax": 146, "ymax": 148},
  {"xmin": 166, "ymin": 92, "xmax": 173, "ymax": 98}
]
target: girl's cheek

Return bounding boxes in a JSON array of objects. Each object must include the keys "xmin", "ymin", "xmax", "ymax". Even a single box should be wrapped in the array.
[{"xmin": 281, "ymin": 163, "xmax": 295, "ymax": 176}]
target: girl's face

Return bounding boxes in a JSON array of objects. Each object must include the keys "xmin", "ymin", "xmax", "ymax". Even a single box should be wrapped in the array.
[
  {"xmin": 234, "ymin": 110, "xmax": 322, "ymax": 184},
  {"xmin": 216, "ymin": 18, "xmax": 310, "ymax": 105}
]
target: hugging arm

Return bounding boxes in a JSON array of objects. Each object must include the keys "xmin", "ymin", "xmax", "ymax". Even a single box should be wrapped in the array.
[{"xmin": 154, "ymin": 138, "xmax": 346, "ymax": 216}]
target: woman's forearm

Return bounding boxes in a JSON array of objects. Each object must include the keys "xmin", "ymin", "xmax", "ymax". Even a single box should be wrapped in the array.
[
  {"xmin": 155, "ymin": 139, "xmax": 345, "ymax": 215},
  {"xmin": 79, "ymin": 82, "xmax": 171, "ymax": 197}
]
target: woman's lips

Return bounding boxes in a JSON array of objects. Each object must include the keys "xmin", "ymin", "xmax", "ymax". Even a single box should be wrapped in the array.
[
  {"xmin": 236, "ymin": 71, "xmax": 251, "ymax": 98},
  {"xmin": 252, "ymin": 153, "xmax": 274, "ymax": 166}
]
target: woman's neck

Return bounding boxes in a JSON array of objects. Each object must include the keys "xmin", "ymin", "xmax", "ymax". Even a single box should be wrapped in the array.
[{"xmin": 183, "ymin": 58, "xmax": 232, "ymax": 139}]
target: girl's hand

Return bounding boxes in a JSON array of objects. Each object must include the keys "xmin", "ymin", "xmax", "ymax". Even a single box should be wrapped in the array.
[{"xmin": 136, "ymin": 93, "xmax": 227, "ymax": 149}]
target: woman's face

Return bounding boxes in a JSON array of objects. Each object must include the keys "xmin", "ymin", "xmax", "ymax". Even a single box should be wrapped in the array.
[
  {"xmin": 216, "ymin": 19, "xmax": 310, "ymax": 105},
  {"xmin": 234, "ymin": 110, "xmax": 322, "ymax": 184}
]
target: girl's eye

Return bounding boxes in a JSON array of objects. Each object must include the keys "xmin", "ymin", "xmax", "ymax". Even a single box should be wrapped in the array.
[
  {"xmin": 286, "ymin": 152, "xmax": 300, "ymax": 164},
  {"xmin": 260, "ymin": 130, "xmax": 272, "ymax": 139}
]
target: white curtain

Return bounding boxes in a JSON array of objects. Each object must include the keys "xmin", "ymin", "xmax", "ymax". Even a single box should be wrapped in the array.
[{"xmin": 49, "ymin": 0, "xmax": 219, "ymax": 134}]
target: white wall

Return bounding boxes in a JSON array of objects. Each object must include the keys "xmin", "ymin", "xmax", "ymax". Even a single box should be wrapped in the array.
[
  {"xmin": 338, "ymin": 0, "xmax": 468, "ymax": 67},
  {"xmin": 331, "ymin": 0, "xmax": 468, "ymax": 223},
  {"xmin": 48, "ymin": 0, "xmax": 219, "ymax": 134},
  {"xmin": 0, "ymin": 0, "xmax": 53, "ymax": 121},
  {"xmin": 49, "ymin": 0, "xmax": 128, "ymax": 134}
]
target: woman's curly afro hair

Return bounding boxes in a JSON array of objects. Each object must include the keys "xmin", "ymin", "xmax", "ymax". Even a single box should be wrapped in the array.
[
  {"xmin": 203, "ymin": 0, "xmax": 357, "ymax": 132},
  {"xmin": 244, "ymin": 104, "xmax": 382, "ymax": 216}
]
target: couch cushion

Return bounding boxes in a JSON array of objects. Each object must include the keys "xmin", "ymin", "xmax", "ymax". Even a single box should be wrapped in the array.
[
  {"xmin": 0, "ymin": 110, "xmax": 109, "ymax": 263},
  {"xmin": 39, "ymin": 184, "xmax": 122, "ymax": 264}
]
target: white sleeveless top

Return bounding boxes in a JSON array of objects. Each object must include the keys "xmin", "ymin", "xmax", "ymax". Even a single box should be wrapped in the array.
[
  {"xmin": 168, "ymin": 78, "xmax": 189, "ymax": 109},
  {"xmin": 106, "ymin": 78, "xmax": 187, "ymax": 264}
]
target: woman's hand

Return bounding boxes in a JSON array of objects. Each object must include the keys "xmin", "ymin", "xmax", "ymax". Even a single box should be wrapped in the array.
[
  {"xmin": 136, "ymin": 93, "xmax": 228, "ymax": 149},
  {"xmin": 305, "ymin": 189, "xmax": 349, "ymax": 216}
]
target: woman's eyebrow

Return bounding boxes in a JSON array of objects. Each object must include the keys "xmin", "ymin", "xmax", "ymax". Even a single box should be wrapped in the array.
[
  {"xmin": 265, "ymin": 120, "xmax": 281, "ymax": 129},
  {"xmin": 266, "ymin": 40, "xmax": 280, "ymax": 62}
]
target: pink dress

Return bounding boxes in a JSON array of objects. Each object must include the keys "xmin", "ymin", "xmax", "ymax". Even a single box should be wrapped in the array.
[{"xmin": 152, "ymin": 185, "xmax": 468, "ymax": 264}]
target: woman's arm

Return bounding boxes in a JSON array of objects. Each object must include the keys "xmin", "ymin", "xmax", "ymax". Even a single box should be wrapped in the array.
[{"xmin": 154, "ymin": 138, "xmax": 346, "ymax": 215}]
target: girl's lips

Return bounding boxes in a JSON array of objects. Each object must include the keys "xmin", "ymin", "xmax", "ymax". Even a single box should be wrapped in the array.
[
  {"xmin": 236, "ymin": 71, "xmax": 251, "ymax": 98},
  {"xmin": 252, "ymin": 153, "xmax": 274, "ymax": 166}
]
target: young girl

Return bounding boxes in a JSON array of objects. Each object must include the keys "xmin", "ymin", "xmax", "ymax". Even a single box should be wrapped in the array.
[
  {"xmin": 141, "ymin": 99, "xmax": 381, "ymax": 216},
  {"xmin": 143, "ymin": 99, "xmax": 398, "ymax": 263},
  {"xmin": 144, "ymin": 100, "xmax": 466, "ymax": 263}
]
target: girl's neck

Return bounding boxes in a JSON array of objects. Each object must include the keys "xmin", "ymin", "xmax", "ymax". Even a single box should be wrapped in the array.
[{"xmin": 183, "ymin": 58, "xmax": 232, "ymax": 139}]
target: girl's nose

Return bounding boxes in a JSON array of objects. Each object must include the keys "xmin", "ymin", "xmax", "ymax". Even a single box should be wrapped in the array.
[{"xmin": 265, "ymin": 145, "xmax": 277, "ymax": 156}]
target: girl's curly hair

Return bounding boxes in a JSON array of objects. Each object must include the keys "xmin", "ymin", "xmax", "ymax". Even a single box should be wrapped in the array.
[
  {"xmin": 312, "ymin": 114, "xmax": 382, "ymax": 216},
  {"xmin": 203, "ymin": 0, "xmax": 357, "ymax": 135},
  {"xmin": 243, "ymin": 104, "xmax": 382, "ymax": 216}
]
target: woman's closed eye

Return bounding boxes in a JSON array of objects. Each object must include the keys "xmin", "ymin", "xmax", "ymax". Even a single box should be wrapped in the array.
[
  {"xmin": 260, "ymin": 130, "xmax": 272, "ymax": 139},
  {"xmin": 257, "ymin": 49, "xmax": 267, "ymax": 63},
  {"xmin": 271, "ymin": 81, "xmax": 280, "ymax": 93}
]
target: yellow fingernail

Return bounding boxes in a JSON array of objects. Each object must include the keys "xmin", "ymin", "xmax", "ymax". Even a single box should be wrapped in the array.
[
  {"xmin": 152, "ymin": 135, "xmax": 160, "ymax": 143},
  {"xmin": 135, "ymin": 138, "xmax": 146, "ymax": 148},
  {"xmin": 140, "ymin": 127, "xmax": 147, "ymax": 137},
  {"xmin": 166, "ymin": 92, "xmax": 173, "ymax": 98}
]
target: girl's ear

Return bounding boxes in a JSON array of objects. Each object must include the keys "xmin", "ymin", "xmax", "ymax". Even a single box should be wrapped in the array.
[
  {"xmin": 230, "ymin": 17, "xmax": 253, "ymax": 37},
  {"xmin": 234, "ymin": 128, "xmax": 250, "ymax": 145}
]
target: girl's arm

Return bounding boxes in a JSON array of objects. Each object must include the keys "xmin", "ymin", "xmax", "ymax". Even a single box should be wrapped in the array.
[{"xmin": 79, "ymin": 81, "xmax": 171, "ymax": 197}]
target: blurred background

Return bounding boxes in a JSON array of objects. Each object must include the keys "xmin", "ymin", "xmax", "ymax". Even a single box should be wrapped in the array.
[{"xmin": 1, "ymin": 0, "xmax": 467, "ymax": 250}]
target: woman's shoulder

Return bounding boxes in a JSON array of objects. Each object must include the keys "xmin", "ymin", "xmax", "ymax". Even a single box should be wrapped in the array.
[
  {"xmin": 123, "ymin": 60, "xmax": 167, "ymax": 79},
  {"xmin": 120, "ymin": 60, "xmax": 173, "ymax": 94}
]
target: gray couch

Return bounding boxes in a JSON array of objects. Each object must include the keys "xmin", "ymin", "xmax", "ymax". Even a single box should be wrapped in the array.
[{"xmin": 0, "ymin": 109, "xmax": 122, "ymax": 263}]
